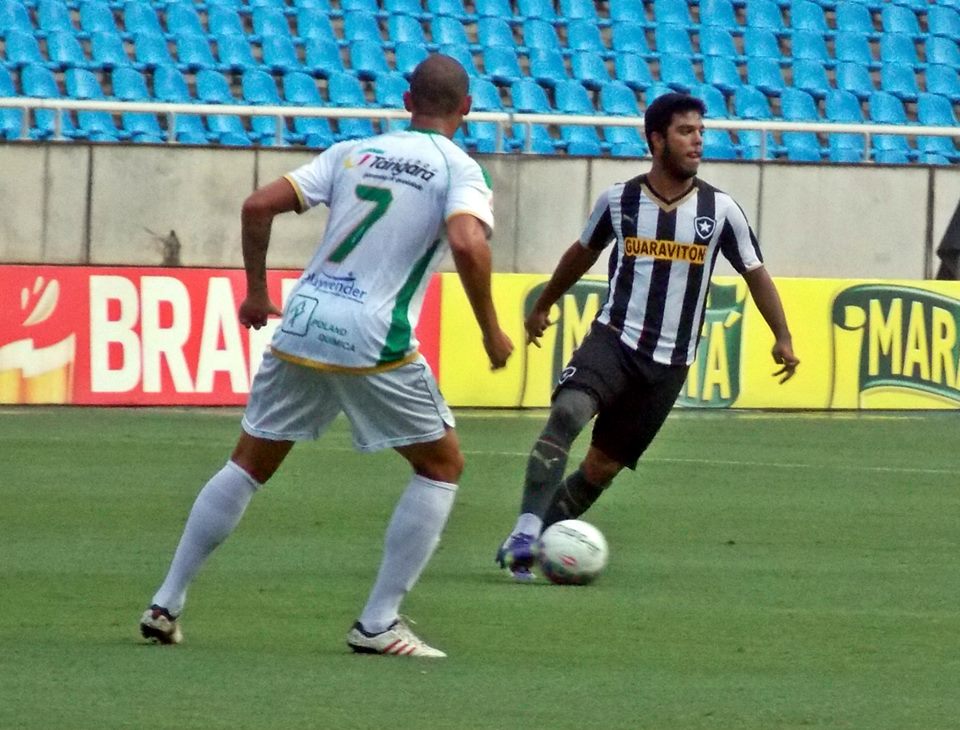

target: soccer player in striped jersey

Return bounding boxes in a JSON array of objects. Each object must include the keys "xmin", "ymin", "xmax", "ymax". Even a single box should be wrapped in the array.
[
  {"xmin": 497, "ymin": 92, "xmax": 799, "ymax": 581},
  {"xmin": 140, "ymin": 55, "xmax": 513, "ymax": 656}
]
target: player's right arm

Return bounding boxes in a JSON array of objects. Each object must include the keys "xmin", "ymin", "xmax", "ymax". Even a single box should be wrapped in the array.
[
  {"xmin": 238, "ymin": 177, "xmax": 301, "ymax": 330},
  {"xmin": 525, "ymin": 241, "xmax": 602, "ymax": 347},
  {"xmin": 447, "ymin": 213, "xmax": 514, "ymax": 370}
]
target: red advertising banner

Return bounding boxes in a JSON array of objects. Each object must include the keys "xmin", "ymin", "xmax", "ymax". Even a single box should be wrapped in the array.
[{"xmin": 0, "ymin": 266, "xmax": 441, "ymax": 406}]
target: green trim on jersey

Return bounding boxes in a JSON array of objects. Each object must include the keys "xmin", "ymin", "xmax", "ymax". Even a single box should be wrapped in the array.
[
  {"xmin": 479, "ymin": 164, "xmax": 493, "ymax": 191},
  {"xmin": 407, "ymin": 126, "xmax": 445, "ymax": 135},
  {"xmin": 378, "ymin": 238, "xmax": 442, "ymax": 364}
]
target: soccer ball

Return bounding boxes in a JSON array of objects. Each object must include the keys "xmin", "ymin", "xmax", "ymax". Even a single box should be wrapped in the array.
[{"xmin": 538, "ymin": 519, "xmax": 609, "ymax": 585}]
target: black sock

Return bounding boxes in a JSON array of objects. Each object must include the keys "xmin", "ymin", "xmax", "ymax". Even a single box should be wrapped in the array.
[{"xmin": 543, "ymin": 468, "xmax": 608, "ymax": 528}]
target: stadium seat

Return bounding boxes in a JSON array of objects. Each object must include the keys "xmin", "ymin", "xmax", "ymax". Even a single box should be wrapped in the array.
[
  {"xmin": 384, "ymin": 0, "xmax": 425, "ymax": 19},
  {"xmin": 2, "ymin": 30, "xmax": 44, "ymax": 69},
  {"xmin": 915, "ymin": 135, "xmax": 959, "ymax": 164},
  {"xmin": 509, "ymin": 78, "xmax": 555, "ymax": 152},
  {"xmin": 37, "ymin": 1, "xmax": 76, "ymax": 35},
  {"xmin": 252, "ymin": 8, "xmax": 291, "ymax": 40},
  {"xmin": 699, "ymin": 27, "xmax": 740, "ymax": 62},
  {"xmin": 474, "ymin": 0, "xmax": 511, "ymax": 19},
  {"xmin": 529, "ymin": 48, "xmax": 569, "ymax": 88},
  {"xmin": 702, "ymin": 55, "xmax": 743, "ymax": 96},
  {"xmin": 608, "ymin": 0, "xmax": 646, "ymax": 25},
  {"xmin": 833, "ymin": 32, "xmax": 878, "ymax": 70},
  {"xmin": 614, "ymin": 53, "xmax": 654, "ymax": 91},
  {"xmin": 792, "ymin": 59, "xmax": 832, "ymax": 100},
  {"xmin": 482, "ymin": 46, "xmax": 523, "ymax": 85},
  {"xmin": 779, "ymin": 87, "xmax": 821, "ymax": 160},
  {"xmin": 559, "ymin": 0, "xmax": 599, "ymax": 24},
  {"xmin": 79, "ymin": 2, "xmax": 119, "ymax": 35},
  {"xmin": 609, "ymin": 140, "xmax": 648, "ymax": 158},
  {"xmin": 652, "ymin": 0, "xmax": 693, "ymax": 27},
  {"xmin": 45, "ymin": 30, "xmax": 87, "ymax": 71},
  {"xmin": 21, "ymin": 64, "xmax": 77, "ymax": 139},
  {"xmin": 350, "ymin": 39, "xmax": 390, "ymax": 79},
  {"xmin": 570, "ymin": 51, "xmax": 610, "ymax": 91},
  {"xmin": 690, "ymin": 83, "xmax": 729, "ymax": 118},
  {"xmin": 791, "ymin": 30, "xmax": 830, "ymax": 64},
  {"xmin": 207, "ymin": 0, "xmax": 244, "ymax": 8},
  {"xmin": 437, "ymin": 43, "xmax": 479, "ymax": 76},
  {"xmin": 554, "ymin": 79, "xmax": 594, "ymax": 114},
  {"xmin": 262, "ymin": 36, "xmax": 302, "ymax": 74},
  {"xmin": 925, "ymin": 65, "xmax": 960, "ymax": 103},
  {"xmin": 305, "ymin": 38, "xmax": 344, "ymax": 77},
  {"xmin": 431, "ymin": 17, "xmax": 470, "ymax": 47},
  {"xmin": 164, "ymin": 4, "xmax": 205, "ymax": 39},
  {"xmin": 867, "ymin": 91, "xmax": 912, "ymax": 157},
  {"xmin": 742, "ymin": 28, "xmax": 781, "ymax": 60},
  {"xmin": 521, "ymin": 19, "xmax": 560, "ymax": 52},
  {"xmin": 282, "ymin": 70, "xmax": 336, "ymax": 147},
  {"xmin": 834, "ymin": 4, "xmax": 875, "ymax": 36},
  {"xmin": 343, "ymin": 12, "xmax": 383, "ymax": 43},
  {"xmin": 196, "ymin": 68, "xmax": 237, "ymax": 104},
  {"xmin": 134, "ymin": 32, "xmax": 174, "ymax": 70},
  {"xmin": 600, "ymin": 80, "xmax": 640, "ymax": 116},
  {"xmin": 174, "ymin": 35, "xmax": 215, "ymax": 72},
  {"xmin": 89, "ymin": 31, "xmax": 130, "ymax": 70},
  {"xmin": 917, "ymin": 93, "xmax": 958, "ymax": 127},
  {"xmin": 643, "ymin": 82, "xmax": 676, "ymax": 106},
  {"xmin": 927, "ymin": 7, "xmax": 960, "ymax": 39},
  {"xmin": 880, "ymin": 4, "xmax": 921, "ymax": 37},
  {"xmin": 153, "ymin": 65, "xmax": 189, "ymax": 102},
  {"xmin": 659, "ymin": 55, "xmax": 698, "ymax": 94},
  {"xmin": 879, "ymin": 33, "xmax": 920, "ymax": 69},
  {"xmin": 124, "ymin": 2, "xmax": 164, "ymax": 38},
  {"xmin": 374, "ymin": 71, "xmax": 407, "ymax": 107},
  {"xmin": 879, "ymin": 64, "xmax": 919, "ymax": 102},
  {"xmin": 926, "ymin": 37, "xmax": 960, "ymax": 68},
  {"xmin": 655, "ymin": 25, "xmax": 695, "ymax": 58},
  {"xmin": 394, "ymin": 41, "xmax": 428, "ymax": 77},
  {"xmin": 782, "ymin": 132, "xmax": 822, "ymax": 162},
  {"xmin": 873, "ymin": 149, "xmax": 911, "ymax": 165},
  {"xmin": 566, "ymin": 20, "xmax": 607, "ymax": 55},
  {"xmin": 824, "ymin": 89, "xmax": 865, "ymax": 161},
  {"xmin": 699, "ymin": 0, "xmax": 737, "ymax": 29},
  {"xmin": 703, "ymin": 129, "xmax": 738, "ymax": 160},
  {"xmin": 387, "ymin": 14, "xmax": 427, "ymax": 45},
  {"xmin": 565, "ymin": 136, "xmax": 603, "ymax": 156},
  {"xmin": 297, "ymin": 9, "xmax": 337, "ymax": 43},
  {"xmin": 341, "ymin": 0, "xmax": 378, "ymax": 14},
  {"xmin": 216, "ymin": 35, "xmax": 258, "ymax": 73},
  {"xmin": 242, "ymin": 69, "xmax": 286, "ymax": 144},
  {"xmin": 746, "ymin": 57, "xmax": 785, "ymax": 97},
  {"xmin": 327, "ymin": 71, "xmax": 376, "ymax": 140},
  {"xmin": 64, "ymin": 68, "xmax": 122, "ymax": 141},
  {"xmin": 611, "ymin": 22, "xmax": 650, "ymax": 55},
  {"xmin": 196, "ymin": 70, "xmax": 250, "ymax": 145},
  {"xmin": 208, "ymin": 7, "xmax": 245, "ymax": 37},
  {"xmin": 834, "ymin": 61, "xmax": 874, "ymax": 101},
  {"xmin": 516, "ymin": 0, "xmax": 557, "ymax": 23},
  {"xmin": 480, "ymin": 17, "xmax": 518, "ymax": 49},
  {"xmin": 745, "ymin": 0, "xmax": 784, "ymax": 34},
  {"xmin": 428, "ymin": 0, "xmax": 473, "ymax": 18},
  {"xmin": 734, "ymin": 85, "xmax": 773, "ymax": 119},
  {"xmin": 465, "ymin": 76, "xmax": 505, "ymax": 150},
  {"xmin": 789, "ymin": 0, "xmax": 828, "ymax": 33}
]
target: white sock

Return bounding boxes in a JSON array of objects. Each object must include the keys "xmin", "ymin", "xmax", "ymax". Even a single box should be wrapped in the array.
[
  {"xmin": 151, "ymin": 461, "xmax": 260, "ymax": 616},
  {"xmin": 357, "ymin": 474, "xmax": 457, "ymax": 634},
  {"xmin": 514, "ymin": 512, "xmax": 543, "ymax": 538}
]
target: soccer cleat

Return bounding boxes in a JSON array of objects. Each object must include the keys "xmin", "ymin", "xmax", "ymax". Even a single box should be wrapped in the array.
[
  {"xmin": 346, "ymin": 618, "xmax": 446, "ymax": 658},
  {"xmin": 139, "ymin": 605, "xmax": 183, "ymax": 645},
  {"xmin": 495, "ymin": 532, "xmax": 538, "ymax": 582}
]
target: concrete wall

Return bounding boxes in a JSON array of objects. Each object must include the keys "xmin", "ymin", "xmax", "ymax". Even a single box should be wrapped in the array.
[{"xmin": 1, "ymin": 142, "xmax": 957, "ymax": 279}]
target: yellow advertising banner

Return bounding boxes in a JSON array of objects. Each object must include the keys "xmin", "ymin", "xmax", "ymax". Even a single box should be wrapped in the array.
[{"xmin": 439, "ymin": 274, "xmax": 960, "ymax": 410}]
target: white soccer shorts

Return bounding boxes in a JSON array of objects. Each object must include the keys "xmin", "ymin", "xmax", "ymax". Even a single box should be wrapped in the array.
[{"xmin": 241, "ymin": 351, "xmax": 455, "ymax": 452}]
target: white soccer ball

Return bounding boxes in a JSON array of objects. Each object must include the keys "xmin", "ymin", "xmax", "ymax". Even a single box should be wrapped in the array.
[{"xmin": 538, "ymin": 519, "xmax": 609, "ymax": 585}]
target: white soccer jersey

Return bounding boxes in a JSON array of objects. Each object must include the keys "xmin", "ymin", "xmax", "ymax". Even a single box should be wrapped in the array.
[
  {"xmin": 581, "ymin": 174, "xmax": 763, "ymax": 366},
  {"xmin": 272, "ymin": 130, "xmax": 494, "ymax": 371}
]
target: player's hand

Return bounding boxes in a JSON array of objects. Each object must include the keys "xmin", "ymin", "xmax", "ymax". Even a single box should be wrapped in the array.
[
  {"xmin": 771, "ymin": 340, "xmax": 799, "ymax": 384},
  {"xmin": 524, "ymin": 307, "xmax": 554, "ymax": 348},
  {"xmin": 238, "ymin": 293, "xmax": 282, "ymax": 330},
  {"xmin": 483, "ymin": 328, "xmax": 514, "ymax": 370}
]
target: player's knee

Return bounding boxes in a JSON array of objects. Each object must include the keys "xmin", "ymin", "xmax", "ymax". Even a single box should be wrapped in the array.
[
  {"xmin": 581, "ymin": 452, "xmax": 621, "ymax": 486},
  {"xmin": 548, "ymin": 388, "xmax": 596, "ymax": 442},
  {"xmin": 417, "ymin": 450, "xmax": 464, "ymax": 483}
]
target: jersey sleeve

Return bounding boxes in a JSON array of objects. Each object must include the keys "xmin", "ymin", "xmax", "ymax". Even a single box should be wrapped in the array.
[
  {"xmin": 445, "ymin": 157, "xmax": 495, "ymax": 238},
  {"xmin": 578, "ymin": 189, "xmax": 615, "ymax": 251},
  {"xmin": 284, "ymin": 143, "xmax": 348, "ymax": 213},
  {"xmin": 717, "ymin": 198, "xmax": 764, "ymax": 273}
]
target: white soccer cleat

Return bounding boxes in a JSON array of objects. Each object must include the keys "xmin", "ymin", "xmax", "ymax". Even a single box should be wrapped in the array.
[
  {"xmin": 139, "ymin": 605, "xmax": 183, "ymax": 645},
  {"xmin": 346, "ymin": 618, "xmax": 446, "ymax": 658}
]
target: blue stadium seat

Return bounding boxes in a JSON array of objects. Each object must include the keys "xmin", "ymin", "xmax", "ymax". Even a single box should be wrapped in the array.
[
  {"xmin": 690, "ymin": 83, "xmax": 729, "ymax": 118},
  {"xmin": 252, "ymin": 8, "xmax": 291, "ymax": 40},
  {"xmin": 196, "ymin": 68, "xmax": 236, "ymax": 104},
  {"xmin": 529, "ymin": 48, "xmax": 569, "ymax": 88},
  {"xmin": 64, "ymin": 68, "xmax": 122, "ymax": 141},
  {"xmin": 782, "ymin": 133, "xmax": 822, "ymax": 162},
  {"xmin": 927, "ymin": 7, "xmax": 960, "ymax": 39},
  {"xmin": 153, "ymin": 64, "xmax": 191, "ymax": 101},
  {"xmin": 699, "ymin": 0, "xmax": 737, "ymax": 29},
  {"xmin": 343, "ymin": 12, "xmax": 383, "ymax": 43},
  {"xmin": 917, "ymin": 93, "xmax": 958, "ymax": 126},
  {"xmin": 615, "ymin": 53, "xmax": 654, "ymax": 91},
  {"xmin": 824, "ymin": 89, "xmax": 865, "ymax": 161},
  {"xmin": 465, "ymin": 79, "xmax": 506, "ymax": 151},
  {"xmin": 879, "ymin": 64, "xmax": 919, "ymax": 102},
  {"xmin": 437, "ymin": 43, "xmax": 478, "ymax": 76},
  {"xmin": 474, "ymin": 0, "xmax": 511, "ymax": 19},
  {"xmin": 0, "ymin": 0, "xmax": 31, "ymax": 34},
  {"xmin": 567, "ymin": 20, "xmax": 607, "ymax": 55},
  {"xmin": 206, "ymin": 0, "xmax": 244, "ymax": 8},
  {"xmin": 915, "ymin": 135, "xmax": 959, "ymax": 164},
  {"xmin": 659, "ymin": 55, "xmax": 698, "ymax": 94},
  {"xmin": 384, "ymin": 0, "xmax": 426, "ymax": 18},
  {"xmin": 482, "ymin": 46, "xmax": 523, "ymax": 85},
  {"xmin": 242, "ymin": 69, "xmax": 285, "ymax": 144},
  {"xmin": 164, "ymin": 4, "xmax": 205, "ymax": 39},
  {"xmin": 652, "ymin": 0, "xmax": 693, "ymax": 27},
  {"xmin": 428, "ymin": 0, "xmax": 473, "ymax": 18},
  {"xmin": 350, "ymin": 39, "xmax": 390, "ymax": 79},
  {"xmin": 45, "ymin": 30, "xmax": 87, "ymax": 70},
  {"xmin": 516, "ymin": 0, "xmax": 557, "ymax": 23},
  {"xmin": 0, "ymin": 66, "xmax": 23, "ymax": 139},
  {"xmin": 610, "ymin": 22, "xmax": 649, "ymax": 55},
  {"xmin": 121, "ymin": 109, "xmax": 165, "ymax": 142},
  {"xmin": 834, "ymin": 61, "xmax": 875, "ymax": 101},
  {"xmin": 134, "ymin": 32, "xmax": 174, "ymax": 69},
  {"xmin": 570, "ymin": 51, "xmax": 610, "ymax": 91},
  {"xmin": 305, "ymin": 38, "xmax": 344, "ymax": 77},
  {"xmin": 394, "ymin": 41, "xmax": 428, "ymax": 76},
  {"xmin": 608, "ymin": 0, "xmax": 646, "ymax": 25},
  {"xmin": 600, "ymin": 80, "xmax": 639, "ymax": 115},
  {"xmin": 834, "ymin": 4, "xmax": 875, "ymax": 36},
  {"xmin": 792, "ymin": 59, "xmax": 831, "ymax": 99},
  {"xmin": 742, "ymin": 28, "xmax": 781, "ymax": 60},
  {"xmin": 565, "ymin": 136, "xmax": 603, "ymax": 156},
  {"xmin": 80, "ymin": 2, "xmax": 119, "ymax": 35},
  {"xmin": 388, "ymin": 14, "xmax": 427, "ymax": 45},
  {"xmin": 208, "ymin": 7, "xmax": 245, "ymax": 37},
  {"xmin": 833, "ymin": 32, "xmax": 877, "ymax": 69},
  {"xmin": 37, "ymin": 0, "xmax": 76, "ymax": 35},
  {"xmin": 879, "ymin": 33, "xmax": 919, "ymax": 69},
  {"xmin": 655, "ymin": 25, "xmax": 695, "ymax": 58},
  {"xmin": 89, "ymin": 31, "xmax": 130, "ymax": 70},
  {"xmin": 197, "ymin": 69, "xmax": 250, "ymax": 145},
  {"xmin": 431, "ymin": 16, "xmax": 470, "ymax": 47},
  {"xmin": 341, "ymin": 0, "xmax": 378, "ymax": 14},
  {"xmin": 470, "ymin": 77, "xmax": 502, "ymax": 110},
  {"xmin": 608, "ymin": 140, "xmax": 648, "ymax": 158},
  {"xmin": 124, "ymin": 2, "xmax": 164, "ymax": 38},
  {"xmin": 262, "ymin": 35, "xmax": 301, "ymax": 74},
  {"xmin": 926, "ymin": 37, "xmax": 960, "ymax": 68},
  {"xmin": 521, "ymin": 19, "xmax": 560, "ymax": 51},
  {"xmin": 374, "ymin": 71, "xmax": 407, "ymax": 106},
  {"xmin": 480, "ymin": 17, "xmax": 518, "ymax": 48},
  {"xmin": 216, "ymin": 35, "xmax": 257, "ymax": 73},
  {"xmin": 643, "ymin": 82, "xmax": 676, "ymax": 106},
  {"xmin": 789, "ymin": 0, "xmax": 828, "ymax": 33},
  {"xmin": 746, "ymin": 57, "xmax": 785, "ymax": 97},
  {"xmin": 791, "ymin": 30, "xmax": 829, "ymax": 64},
  {"xmin": 283, "ymin": 71, "xmax": 336, "ymax": 147},
  {"xmin": 559, "ymin": 0, "xmax": 599, "ymax": 24},
  {"xmin": 734, "ymin": 85, "xmax": 773, "ymax": 119},
  {"xmin": 880, "ymin": 4, "xmax": 920, "ymax": 37},
  {"xmin": 3, "ymin": 30, "xmax": 44, "ymax": 69},
  {"xmin": 112, "ymin": 65, "xmax": 149, "ymax": 100},
  {"xmin": 703, "ymin": 129, "xmax": 739, "ymax": 160},
  {"xmin": 297, "ymin": 9, "xmax": 337, "ymax": 43},
  {"xmin": 745, "ymin": 0, "xmax": 784, "ymax": 34},
  {"xmin": 867, "ymin": 91, "xmax": 912, "ymax": 157},
  {"xmin": 779, "ymin": 86, "xmax": 820, "ymax": 160},
  {"xmin": 554, "ymin": 79, "xmax": 594, "ymax": 114},
  {"xmin": 925, "ymin": 65, "xmax": 960, "ymax": 103},
  {"xmin": 22, "ymin": 64, "xmax": 77, "ymax": 139},
  {"xmin": 699, "ymin": 27, "xmax": 740, "ymax": 62},
  {"xmin": 327, "ymin": 71, "xmax": 376, "ymax": 140},
  {"xmin": 873, "ymin": 149, "xmax": 911, "ymax": 165},
  {"xmin": 702, "ymin": 55, "xmax": 743, "ymax": 96},
  {"xmin": 509, "ymin": 78, "xmax": 555, "ymax": 152}
]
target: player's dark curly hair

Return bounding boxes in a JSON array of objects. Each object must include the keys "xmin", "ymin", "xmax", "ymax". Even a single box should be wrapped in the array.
[
  {"xmin": 409, "ymin": 54, "xmax": 470, "ymax": 117},
  {"xmin": 643, "ymin": 93, "xmax": 707, "ymax": 148}
]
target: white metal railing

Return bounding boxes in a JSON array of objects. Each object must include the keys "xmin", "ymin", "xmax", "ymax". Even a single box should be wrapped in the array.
[{"xmin": 0, "ymin": 97, "xmax": 958, "ymax": 160}]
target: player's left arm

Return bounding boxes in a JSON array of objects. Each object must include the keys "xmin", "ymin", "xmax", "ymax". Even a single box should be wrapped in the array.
[
  {"xmin": 238, "ymin": 177, "xmax": 301, "ymax": 330},
  {"xmin": 742, "ymin": 266, "xmax": 799, "ymax": 383}
]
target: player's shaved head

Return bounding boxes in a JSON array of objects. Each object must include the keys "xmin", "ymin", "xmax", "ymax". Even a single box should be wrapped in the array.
[{"xmin": 408, "ymin": 54, "xmax": 470, "ymax": 116}]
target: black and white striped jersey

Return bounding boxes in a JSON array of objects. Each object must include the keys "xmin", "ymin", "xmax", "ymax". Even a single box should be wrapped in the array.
[{"xmin": 579, "ymin": 174, "xmax": 764, "ymax": 366}]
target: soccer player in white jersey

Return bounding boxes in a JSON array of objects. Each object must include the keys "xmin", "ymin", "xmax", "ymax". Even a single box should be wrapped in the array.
[
  {"xmin": 497, "ymin": 92, "xmax": 799, "ymax": 580},
  {"xmin": 140, "ymin": 55, "xmax": 513, "ymax": 656}
]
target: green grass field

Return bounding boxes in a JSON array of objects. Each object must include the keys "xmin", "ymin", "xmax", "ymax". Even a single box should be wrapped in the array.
[{"xmin": 1, "ymin": 407, "xmax": 958, "ymax": 729}]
